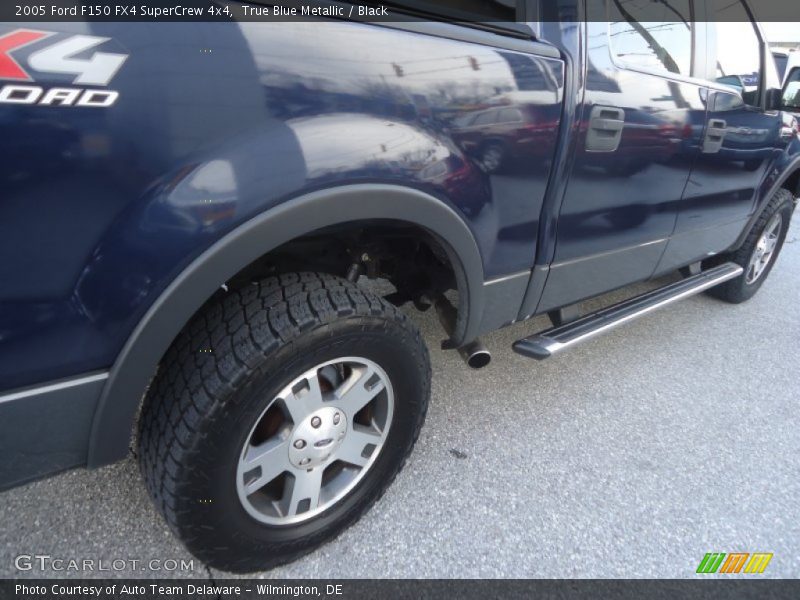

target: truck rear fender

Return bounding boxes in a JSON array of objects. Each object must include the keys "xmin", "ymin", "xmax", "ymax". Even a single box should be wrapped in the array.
[{"xmin": 86, "ymin": 183, "xmax": 486, "ymax": 468}]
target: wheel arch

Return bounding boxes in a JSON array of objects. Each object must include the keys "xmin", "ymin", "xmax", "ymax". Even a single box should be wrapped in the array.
[
  {"xmin": 730, "ymin": 155, "xmax": 800, "ymax": 252},
  {"xmin": 87, "ymin": 184, "xmax": 485, "ymax": 468},
  {"xmin": 782, "ymin": 166, "xmax": 800, "ymax": 199}
]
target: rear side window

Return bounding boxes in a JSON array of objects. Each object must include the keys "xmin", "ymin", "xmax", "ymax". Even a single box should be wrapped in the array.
[
  {"xmin": 706, "ymin": 0, "xmax": 761, "ymax": 105},
  {"xmin": 473, "ymin": 111, "xmax": 498, "ymax": 126},
  {"xmin": 607, "ymin": 0, "xmax": 694, "ymax": 76}
]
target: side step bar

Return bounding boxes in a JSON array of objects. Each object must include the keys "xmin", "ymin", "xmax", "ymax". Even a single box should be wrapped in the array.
[{"xmin": 512, "ymin": 262, "xmax": 743, "ymax": 360}]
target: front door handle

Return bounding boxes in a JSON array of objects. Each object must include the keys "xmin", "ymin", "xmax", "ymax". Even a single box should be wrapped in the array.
[
  {"xmin": 586, "ymin": 106, "xmax": 625, "ymax": 152},
  {"xmin": 703, "ymin": 118, "xmax": 727, "ymax": 153}
]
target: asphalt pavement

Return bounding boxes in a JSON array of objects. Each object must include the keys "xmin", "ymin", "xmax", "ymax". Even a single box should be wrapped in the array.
[{"xmin": 2, "ymin": 210, "xmax": 798, "ymax": 580}]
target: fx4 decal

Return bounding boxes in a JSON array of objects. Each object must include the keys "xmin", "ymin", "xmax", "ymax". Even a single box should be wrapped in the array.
[
  {"xmin": 0, "ymin": 29, "xmax": 50, "ymax": 81},
  {"xmin": 0, "ymin": 29, "xmax": 128, "ymax": 107}
]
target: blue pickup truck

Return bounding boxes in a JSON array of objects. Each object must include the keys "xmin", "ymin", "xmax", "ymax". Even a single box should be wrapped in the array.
[{"xmin": 1, "ymin": 0, "xmax": 798, "ymax": 572}]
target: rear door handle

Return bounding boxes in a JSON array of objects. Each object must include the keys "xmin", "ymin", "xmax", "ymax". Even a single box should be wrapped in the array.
[
  {"xmin": 703, "ymin": 119, "xmax": 727, "ymax": 153},
  {"xmin": 586, "ymin": 106, "xmax": 625, "ymax": 152}
]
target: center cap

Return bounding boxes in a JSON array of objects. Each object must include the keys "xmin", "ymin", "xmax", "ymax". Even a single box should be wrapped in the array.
[{"xmin": 288, "ymin": 406, "xmax": 347, "ymax": 469}]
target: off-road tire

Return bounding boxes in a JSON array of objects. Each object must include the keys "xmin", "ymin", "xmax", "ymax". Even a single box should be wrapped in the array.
[
  {"xmin": 704, "ymin": 188, "xmax": 794, "ymax": 303},
  {"xmin": 137, "ymin": 272, "xmax": 430, "ymax": 572}
]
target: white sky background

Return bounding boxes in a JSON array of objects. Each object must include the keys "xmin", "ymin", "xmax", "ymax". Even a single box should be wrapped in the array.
[{"xmin": 762, "ymin": 23, "xmax": 800, "ymax": 43}]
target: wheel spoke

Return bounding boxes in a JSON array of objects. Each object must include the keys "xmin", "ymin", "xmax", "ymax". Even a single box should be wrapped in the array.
[
  {"xmin": 335, "ymin": 428, "xmax": 383, "ymax": 468},
  {"xmin": 287, "ymin": 467, "xmax": 324, "ymax": 516},
  {"xmin": 282, "ymin": 370, "xmax": 325, "ymax": 424},
  {"xmin": 239, "ymin": 439, "xmax": 290, "ymax": 495},
  {"xmin": 334, "ymin": 366, "xmax": 385, "ymax": 416},
  {"xmin": 746, "ymin": 255, "xmax": 758, "ymax": 279}
]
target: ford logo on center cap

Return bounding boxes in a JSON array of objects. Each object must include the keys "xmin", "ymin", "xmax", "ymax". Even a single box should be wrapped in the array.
[{"xmin": 314, "ymin": 439, "xmax": 333, "ymax": 448}]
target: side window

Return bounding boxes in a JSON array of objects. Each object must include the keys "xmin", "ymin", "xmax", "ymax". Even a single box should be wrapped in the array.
[
  {"xmin": 498, "ymin": 108, "xmax": 524, "ymax": 123},
  {"xmin": 473, "ymin": 111, "xmax": 499, "ymax": 126},
  {"xmin": 707, "ymin": 0, "xmax": 761, "ymax": 106},
  {"xmin": 607, "ymin": 0, "xmax": 694, "ymax": 76}
]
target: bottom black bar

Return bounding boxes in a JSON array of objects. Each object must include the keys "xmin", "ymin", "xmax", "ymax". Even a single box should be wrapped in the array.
[{"xmin": 1, "ymin": 580, "xmax": 799, "ymax": 600}]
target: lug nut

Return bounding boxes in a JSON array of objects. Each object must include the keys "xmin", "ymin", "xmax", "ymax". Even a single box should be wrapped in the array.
[
  {"xmin": 310, "ymin": 416, "xmax": 321, "ymax": 428},
  {"xmin": 299, "ymin": 458, "xmax": 311, "ymax": 466},
  {"xmin": 293, "ymin": 439, "xmax": 306, "ymax": 449},
  {"xmin": 333, "ymin": 413, "xmax": 341, "ymax": 425}
]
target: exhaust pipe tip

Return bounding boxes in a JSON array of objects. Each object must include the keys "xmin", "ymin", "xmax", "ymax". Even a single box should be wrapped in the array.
[
  {"xmin": 432, "ymin": 294, "xmax": 491, "ymax": 369},
  {"xmin": 459, "ymin": 341, "xmax": 491, "ymax": 369}
]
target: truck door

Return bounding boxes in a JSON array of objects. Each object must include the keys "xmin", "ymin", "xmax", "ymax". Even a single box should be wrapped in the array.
[
  {"xmin": 537, "ymin": 0, "xmax": 708, "ymax": 312},
  {"xmin": 656, "ymin": 0, "xmax": 785, "ymax": 271}
]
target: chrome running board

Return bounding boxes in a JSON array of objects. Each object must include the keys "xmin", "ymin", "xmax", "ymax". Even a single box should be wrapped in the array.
[{"xmin": 512, "ymin": 262, "xmax": 743, "ymax": 360}]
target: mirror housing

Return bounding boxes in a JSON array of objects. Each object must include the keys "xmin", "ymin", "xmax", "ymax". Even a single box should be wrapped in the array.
[{"xmin": 765, "ymin": 87, "xmax": 782, "ymax": 111}]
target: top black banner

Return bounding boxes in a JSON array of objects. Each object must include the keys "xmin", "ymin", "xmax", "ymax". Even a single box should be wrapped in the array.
[{"xmin": 2, "ymin": 0, "xmax": 800, "ymax": 23}]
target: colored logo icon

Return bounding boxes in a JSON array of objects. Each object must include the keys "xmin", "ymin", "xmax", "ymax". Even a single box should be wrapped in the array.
[{"xmin": 696, "ymin": 552, "xmax": 773, "ymax": 574}]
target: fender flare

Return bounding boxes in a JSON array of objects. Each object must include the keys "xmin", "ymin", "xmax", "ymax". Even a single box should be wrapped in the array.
[
  {"xmin": 731, "ymin": 154, "xmax": 800, "ymax": 251},
  {"xmin": 87, "ymin": 184, "xmax": 485, "ymax": 467}
]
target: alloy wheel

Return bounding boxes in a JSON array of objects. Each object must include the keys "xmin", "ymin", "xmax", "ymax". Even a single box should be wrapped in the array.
[{"xmin": 235, "ymin": 357, "xmax": 394, "ymax": 525}]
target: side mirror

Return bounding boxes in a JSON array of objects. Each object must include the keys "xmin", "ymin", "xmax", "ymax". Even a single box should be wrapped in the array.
[{"xmin": 765, "ymin": 88, "xmax": 782, "ymax": 111}]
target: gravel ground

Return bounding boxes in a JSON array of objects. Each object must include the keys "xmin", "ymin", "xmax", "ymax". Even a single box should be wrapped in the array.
[{"xmin": 1, "ymin": 210, "xmax": 798, "ymax": 580}]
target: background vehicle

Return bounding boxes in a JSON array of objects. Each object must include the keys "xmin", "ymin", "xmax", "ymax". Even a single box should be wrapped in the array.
[
  {"xmin": 0, "ymin": 0, "xmax": 798, "ymax": 573},
  {"xmin": 783, "ymin": 64, "xmax": 800, "ymax": 115},
  {"xmin": 774, "ymin": 49, "xmax": 800, "ymax": 84}
]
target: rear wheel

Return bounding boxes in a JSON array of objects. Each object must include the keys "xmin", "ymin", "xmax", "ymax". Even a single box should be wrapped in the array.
[
  {"xmin": 137, "ymin": 272, "xmax": 430, "ymax": 572},
  {"xmin": 704, "ymin": 188, "xmax": 794, "ymax": 303}
]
